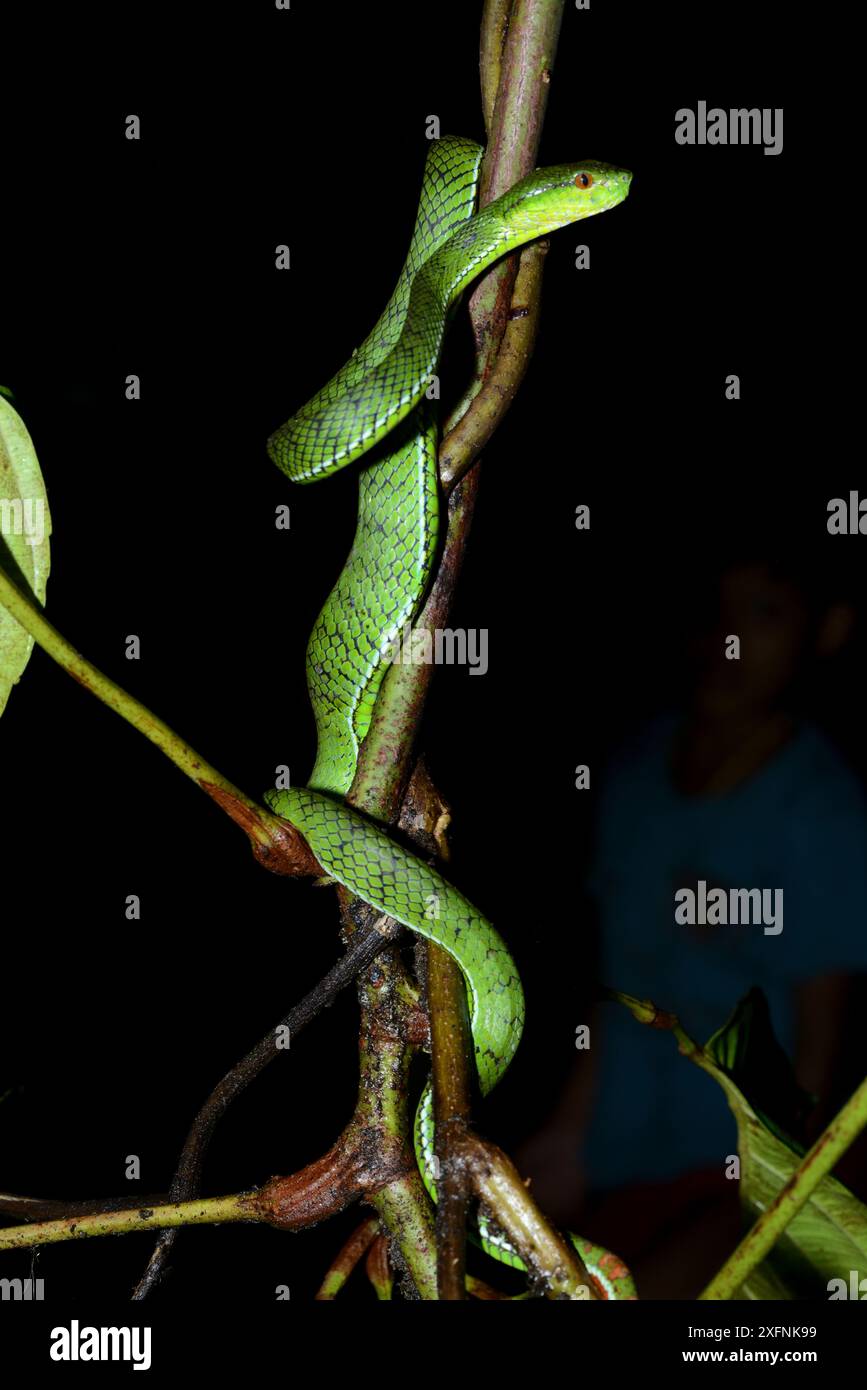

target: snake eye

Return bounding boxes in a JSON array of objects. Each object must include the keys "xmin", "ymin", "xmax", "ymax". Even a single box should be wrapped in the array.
[{"xmin": 574, "ymin": 172, "xmax": 593, "ymax": 190}]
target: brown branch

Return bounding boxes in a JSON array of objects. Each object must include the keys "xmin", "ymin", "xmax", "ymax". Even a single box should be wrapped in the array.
[
  {"xmin": 253, "ymin": 1120, "xmax": 412, "ymax": 1231},
  {"xmin": 427, "ymin": 935, "xmax": 475, "ymax": 1298},
  {"xmin": 466, "ymin": 1274, "xmax": 525, "ymax": 1299},
  {"xmin": 200, "ymin": 782, "xmax": 320, "ymax": 877},
  {"xmin": 439, "ymin": 241, "xmax": 548, "ymax": 491},
  {"xmin": 479, "ymin": 0, "xmax": 514, "ymax": 137},
  {"xmin": 252, "ymin": 915, "xmax": 439, "ymax": 1299},
  {"xmin": 0, "ymin": 565, "xmax": 320, "ymax": 878},
  {"xmin": 465, "ymin": 0, "xmax": 564, "ymax": 397},
  {"xmin": 422, "ymin": 0, "xmax": 567, "ymax": 1298},
  {"xmin": 365, "ymin": 1233, "xmax": 394, "ymax": 1299},
  {"xmin": 333, "ymin": 0, "xmax": 571, "ymax": 1298},
  {"xmin": 0, "ymin": 1191, "xmax": 169, "ymax": 1220},
  {"xmin": 315, "ymin": 1218, "xmax": 380, "ymax": 1299},
  {"xmin": 349, "ymin": 0, "xmax": 565, "ymax": 819},
  {"xmin": 130, "ymin": 910, "xmax": 401, "ymax": 1300},
  {"xmin": 347, "ymin": 474, "xmax": 480, "ymax": 819},
  {"xmin": 460, "ymin": 1134, "xmax": 600, "ymax": 1300}
]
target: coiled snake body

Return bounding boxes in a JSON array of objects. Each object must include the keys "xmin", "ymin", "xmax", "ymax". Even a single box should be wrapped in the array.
[{"xmin": 266, "ymin": 137, "xmax": 634, "ymax": 1297}]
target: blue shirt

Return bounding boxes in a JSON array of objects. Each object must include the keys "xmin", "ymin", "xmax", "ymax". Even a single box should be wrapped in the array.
[{"xmin": 583, "ymin": 715, "xmax": 867, "ymax": 1190}]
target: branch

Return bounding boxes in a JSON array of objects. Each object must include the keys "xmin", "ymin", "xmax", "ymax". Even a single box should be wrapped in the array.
[
  {"xmin": 0, "ymin": 565, "xmax": 319, "ymax": 877},
  {"xmin": 425, "ymin": 0, "xmax": 567, "ymax": 1297},
  {"xmin": 315, "ymin": 1218, "xmax": 380, "ymax": 1299},
  {"xmin": 479, "ymin": 0, "xmax": 514, "ymax": 135},
  {"xmin": 130, "ymin": 909, "xmax": 401, "ymax": 1299},
  {"xmin": 365, "ymin": 1233, "xmax": 394, "ymax": 1299},
  {"xmin": 427, "ymin": 930, "xmax": 474, "ymax": 1298},
  {"xmin": 348, "ymin": 0, "xmax": 565, "ymax": 817},
  {"xmin": 0, "ymin": 1193, "xmax": 258, "ymax": 1250},
  {"xmin": 608, "ymin": 989, "xmax": 867, "ymax": 1300},
  {"xmin": 699, "ymin": 1075, "xmax": 867, "ymax": 1300},
  {"xmin": 0, "ymin": 1191, "xmax": 168, "ymax": 1220},
  {"xmin": 253, "ymin": 923, "xmax": 438, "ymax": 1300},
  {"xmin": 338, "ymin": 0, "xmax": 570, "ymax": 1297},
  {"xmin": 439, "ymin": 241, "xmax": 548, "ymax": 491},
  {"xmin": 0, "ymin": 934, "xmax": 426, "ymax": 1259},
  {"xmin": 462, "ymin": 0, "xmax": 565, "ymax": 411},
  {"xmin": 462, "ymin": 1134, "xmax": 599, "ymax": 1299}
]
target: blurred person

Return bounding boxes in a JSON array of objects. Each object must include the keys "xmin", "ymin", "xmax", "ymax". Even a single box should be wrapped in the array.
[{"xmin": 518, "ymin": 536, "xmax": 867, "ymax": 1297}]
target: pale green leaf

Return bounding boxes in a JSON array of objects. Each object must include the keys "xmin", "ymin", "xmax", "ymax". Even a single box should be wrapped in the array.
[
  {"xmin": 702, "ymin": 992, "xmax": 867, "ymax": 1298},
  {"xmin": 0, "ymin": 395, "xmax": 51, "ymax": 715}
]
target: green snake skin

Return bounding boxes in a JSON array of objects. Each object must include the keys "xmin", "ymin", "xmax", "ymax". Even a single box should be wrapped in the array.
[
  {"xmin": 271, "ymin": 137, "xmax": 482, "ymax": 795},
  {"xmin": 266, "ymin": 137, "xmax": 635, "ymax": 1297}
]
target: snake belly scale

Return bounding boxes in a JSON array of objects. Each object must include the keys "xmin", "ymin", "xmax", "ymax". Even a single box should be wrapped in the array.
[{"xmin": 266, "ymin": 135, "xmax": 634, "ymax": 1297}]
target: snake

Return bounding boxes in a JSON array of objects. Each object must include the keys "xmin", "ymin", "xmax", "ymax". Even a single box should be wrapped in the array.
[{"xmin": 265, "ymin": 136, "xmax": 635, "ymax": 1298}]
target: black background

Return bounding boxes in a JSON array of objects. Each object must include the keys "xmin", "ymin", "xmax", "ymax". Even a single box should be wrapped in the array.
[{"xmin": 0, "ymin": 1, "xmax": 858, "ymax": 1310}]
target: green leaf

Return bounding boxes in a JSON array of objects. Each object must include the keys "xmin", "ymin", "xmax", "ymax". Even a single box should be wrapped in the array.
[
  {"xmin": 705, "ymin": 987, "xmax": 815, "ymax": 1147},
  {"xmin": 702, "ymin": 991, "xmax": 867, "ymax": 1298},
  {"xmin": 0, "ymin": 395, "xmax": 51, "ymax": 716}
]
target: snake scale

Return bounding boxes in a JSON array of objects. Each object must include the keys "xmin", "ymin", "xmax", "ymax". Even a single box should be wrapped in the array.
[{"xmin": 265, "ymin": 135, "xmax": 634, "ymax": 1297}]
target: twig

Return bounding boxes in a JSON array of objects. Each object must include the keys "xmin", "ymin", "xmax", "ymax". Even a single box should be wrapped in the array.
[
  {"xmin": 699, "ymin": 1073, "xmax": 867, "ymax": 1298},
  {"xmin": 439, "ymin": 241, "xmax": 548, "ymax": 490},
  {"xmin": 338, "ymin": 0, "xmax": 571, "ymax": 1298},
  {"xmin": 465, "ymin": 0, "xmax": 565, "ymax": 404},
  {"xmin": 255, "ymin": 932, "xmax": 438, "ymax": 1300},
  {"xmin": 427, "ymin": 937, "xmax": 474, "ymax": 1298},
  {"xmin": 608, "ymin": 989, "xmax": 867, "ymax": 1300},
  {"xmin": 0, "ymin": 1191, "xmax": 168, "ymax": 1220},
  {"xmin": 365, "ymin": 1234, "xmax": 394, "ymax": 1299},
  {"xmin": 0, "ymin": 565, "xmax": 318, "ymax": 877},
  {"xmin": 315, "ymin": 1217, "xmax": 380, "ymax": 1299},
  {"xmin": 467, "ymin": 1274, "xmax": 529, "ymax": 1300},
  {"xmin": 131, "ymin": 910, "xmax": 400, "ymax": 1299},
  {"xmin": 461, "ymin": 1133, "xmax": 598, "ymax": 1299},
  {"xmin": 348, "ymin": 0, "xmax": 565, "ymax": 815},
  {"xmin": 424, "ymin": 0, "xmax": 567, "ymax": 1296},
  {"xmin": 0, "ymin": 919, "xmax": 401, "ymax": 1269},
  {"xmin": 0, "ymin": 1193, "xmax": 258, "ymax": 1250},
  {"xmin": 479, "ymin": 0, "xmax": 514, "ymax": 134}
]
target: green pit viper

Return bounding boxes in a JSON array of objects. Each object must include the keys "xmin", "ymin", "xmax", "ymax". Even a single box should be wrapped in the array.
[{"xmin": 265, "ymin": 135, "xmax": 635, "ymax": 1298}]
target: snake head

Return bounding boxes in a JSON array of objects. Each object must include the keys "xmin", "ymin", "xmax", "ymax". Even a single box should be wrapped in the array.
[{"xmin": 504, "ymin": 160, "xmax": 632, "ymax": 236}]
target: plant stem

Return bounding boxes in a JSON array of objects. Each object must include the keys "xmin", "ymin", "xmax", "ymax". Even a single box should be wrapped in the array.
[
  {"xmin": 130, "ymin": 911, "xmax": 401, "ymax": 1299},
  {"xmin": 699, "ymin": 1073, "xmax": 867, "ymax": 1300},
  {"xmin": 427, "ymin": 935, "xmax": 474, "ymax": 1299},
  {"xmin": 343, "ymin": 0, "xmax": 569, "ymax": 1299},
  {"xmin": 0, "ymin": 565, "xmax": 316, "ymax": 875},
  {"xmin": 466, "ymin": 0, "xmax": 564, "ymax": 393},
  {"xmin": 463, "ymin": 1135, "xmax": 598, "ymax": 1299},
  {"xmin": 0, "ymin": 1193, "xmax": 257, "ymax": 1251},
  {"xmin": 609, "ymin": 989, "xmax": 867, "ymax": 1299},
  {"xmin": 315, "ymin": 1218, "xmax": 380, "ymax": 1299}
]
